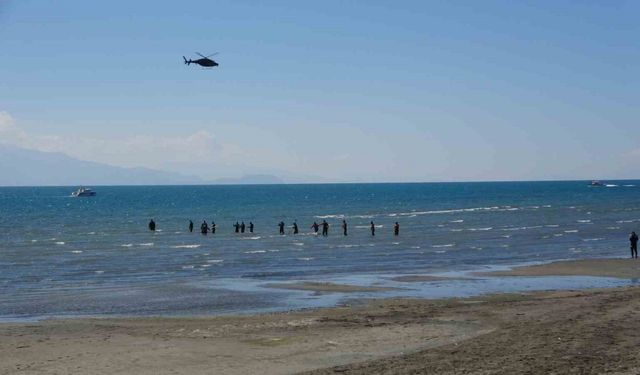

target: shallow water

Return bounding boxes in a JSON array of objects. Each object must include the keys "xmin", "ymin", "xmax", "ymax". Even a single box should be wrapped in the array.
[{"xmin": 1, "ymin": 181, "xmax": 639, "ymax": 320}]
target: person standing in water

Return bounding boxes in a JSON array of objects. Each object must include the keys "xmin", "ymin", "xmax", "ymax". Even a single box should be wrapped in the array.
[
  {"xmin": 278, "ymin": 221, "xmax": 285, "ymax": 235},
  {"xmin": 342, "ymin": 220, "xmax": 348, "ymax": 236},
  {"xmin": 321, "ymin": 220, "xmax": 329, "ymax": 237},
  {"xmin": 211, "ymin": 221, "xmax": 216, "ymax": 234},
  {"xmin": 240, "ymin": 221, "xmax": 246, "ymax": 233},
  {"xmin": 631, "ymin": 231, "xmax": 639, "ymax": 259},
  {"xmin": 394, "ymin": 222, "xmax": 400, "ymax": 236},
  {"xmin": 234, "ymin": 222, "xmax": 240, "ymax": 233},
  {"xmin": 200, "ymin": 220, "xmax": 209, "ymax": 235},
  {"xmin": 292, "ymin": 221, "xmax": 299, "ymax": 234},
  {"xmin": 370, "ymin": 221, "xmax": 375, "ymax": 236},
  {"xmin": 148, "ymin": 219, "xmax": 156, "ymax": 231},
  {"xmin": 311, "ymin": 221, "xmax": 319, "ymax": 234},
  {"xmin": 249, "ymin": 222, "xmax": 254, "ymax": 233},
  {"xmin": 188, "ymin": 220, "xmax": 194, "ymax": 233}
]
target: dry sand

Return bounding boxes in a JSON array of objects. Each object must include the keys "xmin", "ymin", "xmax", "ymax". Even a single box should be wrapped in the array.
[
  {"xmin": 482, "ymin": 258, "xmax": 640, "ymax": 279},
  {"xmin": 4, "ymin": 258, "xmax": 640, "ymax": 374}
]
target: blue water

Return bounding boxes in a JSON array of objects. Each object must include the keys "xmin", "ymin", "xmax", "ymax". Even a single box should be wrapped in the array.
[{"xmin": 1, "ymin": 181, "xmax": 639, "ymax": 320}]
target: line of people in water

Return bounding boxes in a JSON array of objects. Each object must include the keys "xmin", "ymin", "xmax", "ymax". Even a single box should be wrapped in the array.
[{"xmin": 148, "ymin": 219, "xmax": 400, "ymax": 236}]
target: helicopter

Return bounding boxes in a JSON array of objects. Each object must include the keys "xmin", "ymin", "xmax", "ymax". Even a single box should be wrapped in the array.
[{"xmin": 183, "ymin": 52, "xmax": 219, "ymax": 68}]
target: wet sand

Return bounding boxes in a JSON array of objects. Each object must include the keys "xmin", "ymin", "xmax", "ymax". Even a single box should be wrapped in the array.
[
  {"xmin": 482, "ymin": 258, "xmax": 640, "ymax": 279},
  {"xmin": 5, "ymin": 259, "xmax": 640, "ymax": 374}
]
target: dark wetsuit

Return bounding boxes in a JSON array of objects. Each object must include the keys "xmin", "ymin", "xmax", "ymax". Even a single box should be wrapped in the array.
[
  {"xmin": 201, "ymin": 222, "xmax": 208, "ymax": 235},
  {"xmin": 148, "ymin": 220, "xmax": 156, "ymax": 231},
  {"xmin": 240, "ymin": 222, "xmax": 246, "ymax": 233},
  {"xmin": 342, "ymin": 221, "xmax": 348, "ymax": 236},
  {"xmin": 189, "ymin": 220, "xmax": 194, "ymax": 233},
  {"xmin": 321, "ymin": 221, "xmax": 329, "ymax": 237},
  {"xmin": 234, "ymin": 222, "xmax": 240, "ymax": 233},
  {"xmin": 370, "ymin": 222, "xmax": 375, "ymax": 236},
  {"xmin": 278, "ymin": 222, "xmax": 285, "ymax": 235},
  {"xmin": 293, "ymin": 223, "xmax": 299, "ymax": 234},
  {"xmin": 631, "ymin": 233, "xmax": 638, "ymax": 258},
  {"xmin": 249, "ymin": 222, "xmax": 254, "ymax": 233},
  {"xmin": 394, "ymin": 222, "xmax": 399, "ymax": 236},
  {"xmin": 211, "ymin": 222, "xmax": 216, "ymax": 234},
  {"xmin": 311, "ymin": 222, "xmax": 319, "ymax": 234}
]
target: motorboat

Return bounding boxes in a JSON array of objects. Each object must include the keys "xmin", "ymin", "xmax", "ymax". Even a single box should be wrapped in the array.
[
  {"xmin": 71, "ymin": 187, "xmax": 96, "ymax": 197},
  {"xmin": 590, "ymin": 180, "xmax": 604, "ymax": 187}
]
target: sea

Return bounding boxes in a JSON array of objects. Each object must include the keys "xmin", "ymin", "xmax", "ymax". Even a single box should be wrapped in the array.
[{"xmin": 1, "ymin": 181, "xmax": 639, "ymax": 321}]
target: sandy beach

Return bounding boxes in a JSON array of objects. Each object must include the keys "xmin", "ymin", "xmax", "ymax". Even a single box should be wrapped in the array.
[{"xmin": 4, "ymin": 258, "xmax": 640, "ymax": 374}]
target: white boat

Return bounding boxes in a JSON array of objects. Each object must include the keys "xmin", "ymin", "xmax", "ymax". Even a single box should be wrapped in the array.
[
  {"xmin": 590, "ymin": 180, "xmax": 604, "ymax": 187},
  {"xmin": 71, "ymin": 187, "xmax": 96, "ymax": 197}
]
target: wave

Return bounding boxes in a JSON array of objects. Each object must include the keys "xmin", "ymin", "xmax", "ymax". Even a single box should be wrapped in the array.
[
  {"xmin": 467, "ymin": 227, "xmax": 493, "ymax": 231},
  {"xmin": 139, "ymin": 242, "xmax": 154, "ymax": 246},
  {"xmin": 450, "ymin": 219, "xmax": 464, "ymax": 223},
  {"xmin": 582, "ymin": 238, "xmax": 604, "ymax": 242},
  {"xmin": 297, "ymin": 257, "xmax": 314, "ymax": 261},
  {"xmin": 606, "ymin": 184, "xmax": 618, "ymax": 187},
  {"xmin": 55, "ymin": 241, "xmax": 65, "ymax": 245},
  {"xmin": 624, "ymin": 184, "xmax": 636, "ymax": 187},
  {"xmin": 432, "ymin": 243, "xmax": 455, "ymax": 248},
  {"xmin": 206, "ymin": 259, "xmax": 223, "ymax": 263},
  {"xmin": 242, "ymin": 236, "xmax": 261, "ymax": 240},
  {"xmin": 577, "ymin": 220, "xmax": 591, "ymax": 223},
  {"xmin": 70, "ymin": 250, "xmax": 82, "ymax": 253},
  {"xmin": 172, "ymin": 245, "xmax": 201, "ymax": 249},
  {"xmin": 564, "ymin": 230, "xmax": 579, "ymax": 233},
  {"xmin": 121, "ymin": 244, "xmax": 133, "ymax": 247},
  {"xmin": 244, "ymin": 250, "xmax": 266, "ymax": 254}
]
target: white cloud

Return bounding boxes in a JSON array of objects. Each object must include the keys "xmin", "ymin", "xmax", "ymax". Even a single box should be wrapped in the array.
[{"xmin": 0, "ymin": 111, "xmax": 223, "ymax": 169}]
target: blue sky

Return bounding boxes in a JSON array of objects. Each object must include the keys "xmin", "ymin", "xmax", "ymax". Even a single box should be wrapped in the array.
[{"xmin": 1, "ymin": 0, "xmax": 639, "ymax": 182}]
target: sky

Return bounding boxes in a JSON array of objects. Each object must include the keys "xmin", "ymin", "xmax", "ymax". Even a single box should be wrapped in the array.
[{"xmin": 1, "ymin": 0, "xmax": 639, "ymax": 183}]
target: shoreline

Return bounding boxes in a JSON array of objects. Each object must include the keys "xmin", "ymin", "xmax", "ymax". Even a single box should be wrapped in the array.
[{"xmin": 4, "ymin": 258, "xmax": 640, "ymax": 374}]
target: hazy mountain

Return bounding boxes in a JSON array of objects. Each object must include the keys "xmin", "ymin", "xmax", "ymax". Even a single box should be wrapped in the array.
[
  {"xmin": 0, "ymin": 145, "xmax": 202, "ymax": 186},
  {"xmin": 0, "ymin": 145, "xmax": 291, "ymax": 186}
]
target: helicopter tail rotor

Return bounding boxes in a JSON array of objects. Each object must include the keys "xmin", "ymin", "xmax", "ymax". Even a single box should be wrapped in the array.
[{"xmin": 183, "ymin": 56, "xmax": 189, "ymax": 65}]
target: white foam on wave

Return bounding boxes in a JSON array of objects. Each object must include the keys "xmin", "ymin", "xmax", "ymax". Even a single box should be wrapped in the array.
[
  {"xmin": 31, "ymin": 239, "xmax": 38, "ymax": 242},
  {"xmin": 432, "ymin": 243, "xmax": 455, "ymax": 248},
  {"xmin": 242, "ymin": 236, "xmax": 261, "ymax": 240},
  {"xmin": 70, "ymin": 250, "xmax": 82, "ymax": 253},
  {"xmin": 268, "ymin": 249, "xmax": 280, "ymax": 252},
  {"xmin": 392, "ymin": 242, "xmax": 400, "ymax": 245},
  {"xmin": 434, "ymin": 250, "xmax": 447, "ymax": 254},
  {"xmin": 577, "ymin": 220, "xmax": 591, "ymax": 223},
  {"xmin": 95, "ymin": 270, "xmax": 104, "ymax": 274},
  {"xmin": 606, "ymin": 184, "xmax": 618, "ymax": 187},
  {"xmin": 583, "ymin": 238, "xmax": 604, "ymax": 242},
  {"xmin": 244, "ymin": 250, "xmax": 266, "ymax": 254},
  {"xmin": 450, "ymin": 219, "xmax": 464, "ymax": 223},
  {"xmin": 564, "ymin": 230, "xmax": 579, "ymax": 233},
  {"xmin": 607, "ymin": 226, "xmax": 621, "ymax": 230},
  {"xmin": 121, "ymin": 244, "xmax": 133, "ymax": 247},
  {"xmin": 546, "ymin": 224, "xmax": 560, "ymax": 228},
  {"xmin": 182, "ymin": 265, "xmax": 194, "ymax": 269},
  {"xmin": 554, "ymin": 233, "xmax": 564, "ymax": 237},
  {"xmin": 450, "ymin": 229, "xmax": 464, "ymax": 232},
  {"xmin": 139, "ymin": 242, "xmax": 154, "ymax": 246},
  {"xmin": 314, "ymin": 214, "xmax": 345, "ymax": 219},
  {"xmin": 87, "ymin": 232, "xmax": 96, "ymax": 235},
  {"xmin": 172, "ymin": 244, "xmax": 201, "ymax": 249},
  {"xmin": 292, "ymin": 242, "xmax": 305, "ymax": 246},
  {"xmin": 624, "ymin": 184, "xmax": 636, "ymax": 187},
  {"xmin": 297, "ymin": 257, "xmax": 314, "ymax": 261},
  {"xmin": 467, "ymin": 227, "xmax": 493, "ymax": 231},
  {"xmin": 55, "ymin": 241, "xmax": 65, "ymax": 245},
  {"xmin": 206, "ymin": 259, "xmax": 223, "ymax": 263}
]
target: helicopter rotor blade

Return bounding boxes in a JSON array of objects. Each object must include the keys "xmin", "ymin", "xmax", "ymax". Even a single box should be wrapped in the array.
[
  {"xmin": 195, "ymin": 52, "xmax": 207, "ymax": 59},
  {"xmin": 206, "ymin": 52, "xmax": 219, "ymax": 58}
]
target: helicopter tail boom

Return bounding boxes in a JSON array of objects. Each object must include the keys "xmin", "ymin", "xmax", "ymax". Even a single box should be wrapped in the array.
[{"xmin": 183, "ymin": 56, "xmax": 190, "ymax": 65}]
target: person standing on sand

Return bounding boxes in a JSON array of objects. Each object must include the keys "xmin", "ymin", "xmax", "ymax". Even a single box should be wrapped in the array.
[
  {"xmin": 394, "ymin": 222, "xmax": 400, "ymax": 236},
  {"xmin": 370, "ymin": 221, "xmax": 375, "ymax": 236},
  {"xmin": 342, "ymin": 220, "xmax": 348, "ymax": 236},
  {"xmin": 311, "ymin": 221, "xmax": 319, "ymax": 234},
  {"xmin": 630, "ymin": 231, "xmax": 639, "ymax": 258},
  {"xmin": 188, "ymin": 220, "xmax": 194, "ymax": 233},
  {"xmin": 322, "ymin": 220, "xmax": 329, "ymax": 236},
  {"xmin": 148, "ymin": 219, "xmax": 156, "ymax": 231}
]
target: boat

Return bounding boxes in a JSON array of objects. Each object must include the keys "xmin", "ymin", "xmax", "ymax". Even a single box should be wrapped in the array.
[
  {"xmin": 590, "ymin": 180, "xmax": 604, "ymax": 187},
  {"xmin": 71, "ymin": 187, "xmax": 96, "ymax": 197}
]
